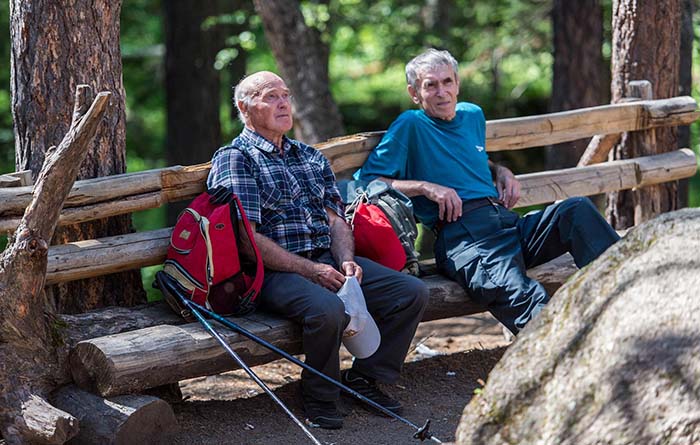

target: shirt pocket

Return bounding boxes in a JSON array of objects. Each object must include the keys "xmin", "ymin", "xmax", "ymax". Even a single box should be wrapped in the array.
[
  {"xmin": 259, "ymin": 175, "xmax": 283, "ymax": 210},
  {"xmin": 302, "ymin": 161, "xmax": 327, "ymax": 205}
]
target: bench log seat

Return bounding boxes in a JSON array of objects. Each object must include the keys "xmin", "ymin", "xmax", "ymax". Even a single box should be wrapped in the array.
[{"xmin": 67, "ymin": 255, "xmax": 576, "ymax": 397}]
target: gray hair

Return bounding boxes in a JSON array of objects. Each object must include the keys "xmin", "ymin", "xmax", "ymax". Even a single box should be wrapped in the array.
[
  {"xmin": 233, "ymin": 76, "xmax": 255, "ymax": 125},
  {"xmin": 405, "ymin": 49, "xmax": 459, "ymax": 90}
]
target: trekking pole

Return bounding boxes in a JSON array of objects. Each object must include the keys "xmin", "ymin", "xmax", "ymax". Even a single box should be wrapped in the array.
[
  {"xmin": 189, "ymin": 300, "xmax": 442, "ymax": 443},
  {"xmin": 173, "ymin": 293, "xmax": 323, "ymax": 445}
]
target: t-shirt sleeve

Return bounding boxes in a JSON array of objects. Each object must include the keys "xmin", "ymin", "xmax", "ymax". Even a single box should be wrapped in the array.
[
  {"xmin": 207, "ymin": 148, "xmax": 262, "ymax": 224},
  {"xmin": 354, "ymin": 114, "xmax": 411, "ymax": 181}
]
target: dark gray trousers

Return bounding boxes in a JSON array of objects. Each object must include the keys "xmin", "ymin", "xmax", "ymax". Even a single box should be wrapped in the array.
[
  {"xmin": 435, "ymin": 197, "xmax": 619, "ymax": 335},
  {"xmin": 256, "ymin": 252, "xmax": 429, "ymax": 401}
]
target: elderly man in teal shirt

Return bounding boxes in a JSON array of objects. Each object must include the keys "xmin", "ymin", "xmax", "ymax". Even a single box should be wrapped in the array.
[{"xmin": 356, "ymin": 49, "xmax": 619, "ymax": 335}]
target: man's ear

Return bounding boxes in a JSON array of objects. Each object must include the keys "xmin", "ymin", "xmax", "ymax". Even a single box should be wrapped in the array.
[
  {"xmin": 237, "ymin": 100, "xmax": 248, "ymax": 116},
  {"xmin": 407, "ymin": 85, "xmax": 420, "ymax": 104}
]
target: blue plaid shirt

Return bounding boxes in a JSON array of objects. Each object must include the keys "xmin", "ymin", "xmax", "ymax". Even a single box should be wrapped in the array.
[{"xmin": 207, "ymin": 128, "xmax": 344, "ymax": 254}]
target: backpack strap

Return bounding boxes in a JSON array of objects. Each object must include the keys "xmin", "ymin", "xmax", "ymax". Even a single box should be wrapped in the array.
[{"xmin": 231, "ymin": 194, "xmax": 264, "ymax": 299}]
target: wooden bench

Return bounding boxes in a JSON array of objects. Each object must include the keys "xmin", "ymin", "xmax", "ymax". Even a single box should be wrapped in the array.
[{"xmin": 1, "ymin": 93, "xmax": 697, "ymax": 438}]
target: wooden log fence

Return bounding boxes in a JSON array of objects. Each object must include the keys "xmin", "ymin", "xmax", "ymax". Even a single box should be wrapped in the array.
[{"xmin": 40, "ymin": 149, "xmax": 696, "ymax": 285}]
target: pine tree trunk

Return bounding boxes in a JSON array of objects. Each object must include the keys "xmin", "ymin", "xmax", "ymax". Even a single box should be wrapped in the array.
[
  {"xmin": 164, "ymin": 0, "xmax": 224, "ymax": 225},
  {"xmin": 547, "ymin": 0, "xmax": 608, "ymax": 169},
  {"xmin": 10, "ymin": 0, "xmax": 145, "ymax": 313},
  {"xmin": 677, "ymin": 0, "xmax": 693, "ymax": 207},
  {"xmin": 253, "ymin": 0, "xmax": 345, "ymax": 144},
  {"xmin": 607, "ymin": 0, "xmax": 681, "ymax": 229}
]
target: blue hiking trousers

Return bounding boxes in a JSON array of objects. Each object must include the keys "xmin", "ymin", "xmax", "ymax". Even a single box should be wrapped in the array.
[{"xmin": 434, "ymin": 197, "xmax": 619, "ymax": 334}]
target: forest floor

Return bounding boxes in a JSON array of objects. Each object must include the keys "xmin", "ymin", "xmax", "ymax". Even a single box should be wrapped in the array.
[{"xmin": 169, "ymin": 313, "xmax": 512, "ymax": 445}]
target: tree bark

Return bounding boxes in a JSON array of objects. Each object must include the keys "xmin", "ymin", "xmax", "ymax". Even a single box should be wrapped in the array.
[
  {"xmin": 547, "ymin": 0, "xmax": 608, "ymax": 169},
  {"xmin": 253, "ymin": 0, "xmax": 345, "ymax": 144},
  {"xmin": 677, "ymin": 0, "xmax": 693, "ymax": 207},
  {"xmin": 164, "ymin": 0, "xmax": 224, "ymax": 225},
  {"xmin": 0, "ymin": 86, "xmax": 110, "ymax": 445},
  {"xmin": 607, "ymin": 0, "xmax": 681, "ymax": 229},
  {"xmin": 10, "ymin": 0, "xmax": 145, "ymax": 313}
]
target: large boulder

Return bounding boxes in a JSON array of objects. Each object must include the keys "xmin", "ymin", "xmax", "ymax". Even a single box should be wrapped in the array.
[{"xmin": 456, "ymin": 209, "xmax": 700, "ymax": 445}]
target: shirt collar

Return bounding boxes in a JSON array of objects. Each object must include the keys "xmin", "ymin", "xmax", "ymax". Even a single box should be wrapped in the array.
[{"xmin": 240, "ymin": 127, "xmax": 295, "ymax": 154}]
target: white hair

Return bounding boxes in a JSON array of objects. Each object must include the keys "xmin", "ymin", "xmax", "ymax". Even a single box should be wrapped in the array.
[
  {"xmin": 233, "ymin": 76, "xmax": 255, "ymax": 125},
  {"xmin": 405, "ymin": 48, "xmax": 459, "ymax": 90}
]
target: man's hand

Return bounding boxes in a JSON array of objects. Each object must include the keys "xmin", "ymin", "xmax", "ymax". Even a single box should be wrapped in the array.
[
  {"xmin": 423, "ymin": 182, "xmax": 462, "ymax": 222},
  {"xmin": 494, "ymin": 165, "xmax": 521, "ymax": 209},
  {"xmin": 305, "ymin": 262, "xmax": 346, "ymax": 292},
  {"xmin": 341, "ymin": 260, "xmax": 363, "ymax": 283}
]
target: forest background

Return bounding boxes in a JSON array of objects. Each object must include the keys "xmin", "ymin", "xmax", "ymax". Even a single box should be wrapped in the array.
[{"xmin": 0, "ymin": 0, "xmax": 698, "ymax": 300}]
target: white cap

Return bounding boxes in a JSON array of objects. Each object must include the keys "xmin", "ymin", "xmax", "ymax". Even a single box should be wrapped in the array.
[
  {"xmin": 342, "ymin": 314, "xmax": 381, "ymax": 359},
  {"xmin": 336, "ymin": 276, "xmax": 381, "ymax": 359}
]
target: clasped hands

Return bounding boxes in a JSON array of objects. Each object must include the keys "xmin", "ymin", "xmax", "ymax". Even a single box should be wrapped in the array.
[{"xmin": 305, "ymin": 260, "xmax": 363, "ymax": 292}]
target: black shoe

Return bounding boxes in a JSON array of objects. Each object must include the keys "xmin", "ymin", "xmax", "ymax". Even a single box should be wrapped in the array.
[
  {"xmin": 302, "ymin": 393, "xmax": 343, "ymax": 429},
  {"xmin": 341, "ymin": 369, "xmax": 403, "ymax": 415}
]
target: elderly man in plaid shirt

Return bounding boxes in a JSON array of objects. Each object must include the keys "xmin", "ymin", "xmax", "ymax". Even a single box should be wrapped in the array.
[{"xmin": 207, "ymin": 71, "xmax": 429, "ymax": 430}]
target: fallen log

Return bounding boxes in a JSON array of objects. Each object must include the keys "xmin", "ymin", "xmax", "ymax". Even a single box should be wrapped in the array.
[{"xmin": 51, "ymin": 386, "xmax": 177, "ymax": 445}]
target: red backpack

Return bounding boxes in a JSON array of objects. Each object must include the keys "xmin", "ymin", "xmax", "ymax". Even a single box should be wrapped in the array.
[{"xmin": 159, "ymin": 187, "xmax": 263, "ymax": 319}]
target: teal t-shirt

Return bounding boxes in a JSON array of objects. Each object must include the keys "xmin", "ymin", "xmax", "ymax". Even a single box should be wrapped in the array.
[{"xmin": 355, "ymin": 102, "xmax": 497, "ymax": 228}]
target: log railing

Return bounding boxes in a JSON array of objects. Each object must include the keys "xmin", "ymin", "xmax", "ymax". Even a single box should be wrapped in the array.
[{"xmin": 41, "ymin": 149, "xmax": 696, "ymax": 285}]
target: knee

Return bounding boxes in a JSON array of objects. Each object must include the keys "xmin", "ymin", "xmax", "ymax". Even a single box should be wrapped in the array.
[
  {"xmin": 557, "ymin": 197, "xmax": 604, "ymax": 228},
  {"xmin": 305, "ymin": 296, "xmax": 349, "ymax": 334},
  {"xmin": 399, "ymin": 275, "xmax": 430, "ymax": 311},
  {"xmin": 560, "ymin": 196, "xmax": 596, "ymax": 215}
]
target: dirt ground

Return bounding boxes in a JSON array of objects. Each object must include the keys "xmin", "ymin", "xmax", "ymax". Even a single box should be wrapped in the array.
[{"xmin": 170, "ymin": 313, "xmax": 511, "ymax": 445}]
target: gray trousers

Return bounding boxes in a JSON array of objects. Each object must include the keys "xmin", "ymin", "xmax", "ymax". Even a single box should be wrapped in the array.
[
  {"xmin": 435, "ymin": 197, "xmax": 619, "ymax": 335},
  {"xmin": 256, "ymin": 252, "xmax": 429, "ymax": 401}
]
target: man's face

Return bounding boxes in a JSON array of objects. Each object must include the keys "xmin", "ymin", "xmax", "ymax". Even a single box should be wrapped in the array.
[
  {"xmin": 243, "ymin": 73, "xmax": 294, "ymax": 137},
  {"xmin": 408, "ymin": 64, "xmax": 459, "ymax": 121}
]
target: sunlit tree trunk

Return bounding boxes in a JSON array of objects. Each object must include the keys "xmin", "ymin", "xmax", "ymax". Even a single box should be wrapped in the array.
[
  {"xmin": 547, "ymin": 0, "xmax": 608, "ymax": 169},
  {"xmin": 253, "ymin": 0, "xmax": 345, "ymax": 144},
  {"xmin": 607, "ymin": 0, "xmax": 681, "ymax": 229},
  {"xmin": 10, "ymin": 0, "xmax": 145, "ymax": 313}
]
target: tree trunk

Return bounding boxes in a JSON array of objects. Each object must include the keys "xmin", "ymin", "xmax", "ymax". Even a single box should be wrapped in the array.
[
  {"xmin": 0, "ymin": 86, "xmax": 110, "ymax": 445},
  {"xmin": 677, "ymin": 0, "xmax": 693, "ymax": 207},
  {"xmin": 546, "ymin": 0, "xmax": 608, "ymax": 169},
  {"xmin": 164, "ymin": 0, "xmax": 224, "ymax": 225},
  {"xmin": 607, "ymin": 0, "xmax": 681, "ymax": 229},
  {"xmin": 253, "ymin": 0, "xmax": 345, "ymax": 144},
  {"xmin": 10, "ymin": 0, "xmax": 145, "ymax": 313}
]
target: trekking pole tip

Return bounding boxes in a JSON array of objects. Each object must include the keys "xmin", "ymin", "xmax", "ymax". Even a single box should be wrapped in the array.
[{"xmin": 413, "ymin": 419, "xmax": 442, "ymax": 443}]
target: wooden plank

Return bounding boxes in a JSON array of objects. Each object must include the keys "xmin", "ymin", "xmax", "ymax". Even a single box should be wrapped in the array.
[
  {"xmin": 68, "ymin": 253, "xmax": 577, "ymax": 397},
  {"xmin": 0, "ymin": 164, "xmax": 210, "ymax": 217},
  {"xmin": 43, "ymin": 150, "xmax": 695, "ymax": 285},
  {"xmin": 0, "ymin": 170, "xmax": 33, "ymax": 187},
  {"xmin": 46, "ymin": 228, "xmax": 172, "ymax": 285},
  {"xmin": 518, "ymin": 148, "xmax": 696, "ymax": 207}
]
